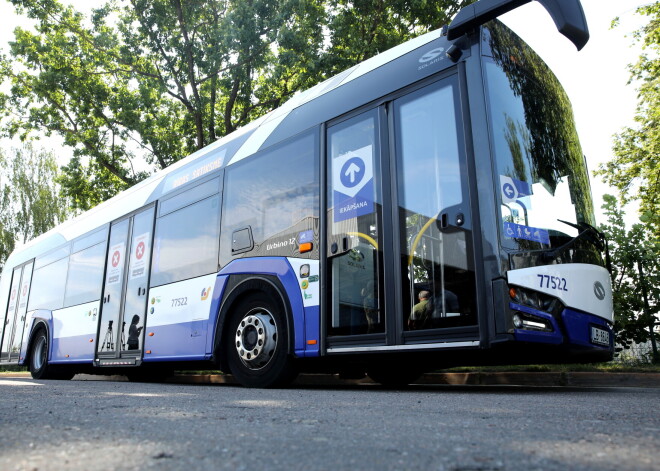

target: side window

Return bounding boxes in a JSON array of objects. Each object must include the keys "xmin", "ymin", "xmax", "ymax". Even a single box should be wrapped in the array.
[
  {"xmin": 150, "ymin": 195, "xmax": 221, "ymax": 287},
  {"xmin": 63, "ymin": 242, "xmax": 106, "ymax": 307},
  {"xmin": 28, "ymin": 257, "xmax": 69, "ymax": 311},
  {"xmin": 220, "ymin": 131, "xmax": 319, "ymax": 266}
]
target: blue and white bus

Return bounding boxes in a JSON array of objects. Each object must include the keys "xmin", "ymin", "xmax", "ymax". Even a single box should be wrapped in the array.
[{"xmin": 0, "ymin": 0, "xmax": 614, "ymax": 387}]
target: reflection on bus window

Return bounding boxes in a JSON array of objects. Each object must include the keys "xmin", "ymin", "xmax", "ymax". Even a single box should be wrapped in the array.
[
  {"xmin": 327, "ymin": 111, "xmax": 384, "ymax": 336},
  {"xmin": 64, "ymin": 242, "xmax": 105, "ymax": 307},
  {"xmin": 221, "ymin": 132, "xmax": 319, "ymax": 265},
  {"xmin": 394, "ymin": 80, "xmax": 477, "ymax": 331},
  {"xmin": 151, "ymin": 195, "xmax": 221, "ymax": 287},
  {"xmin": 28, "ymin": 257, "xmax": 69, "ymax": 311}
]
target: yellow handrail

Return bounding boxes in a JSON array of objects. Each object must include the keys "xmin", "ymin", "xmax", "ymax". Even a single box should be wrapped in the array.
[{"xmin": 407, "ymin": 217, "xmax": 437, "ymax": 267}]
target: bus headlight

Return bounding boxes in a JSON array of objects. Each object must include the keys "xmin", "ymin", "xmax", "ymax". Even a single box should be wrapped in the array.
[
  {"xmin": 512, "ymin": 313, "xmax": 523, "ymax": 328},
  {"xmin": 512, "ymin": 311, "xmax": 553, "ymax": 332},
  {"xmin": 509, "ymin": 286, "xmax": 554, "ymax": 311}
]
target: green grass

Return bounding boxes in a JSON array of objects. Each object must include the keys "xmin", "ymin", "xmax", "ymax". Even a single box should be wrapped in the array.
[{"xmin": 0, "ymin": 366, "xmax": 28, "ymax": 373}]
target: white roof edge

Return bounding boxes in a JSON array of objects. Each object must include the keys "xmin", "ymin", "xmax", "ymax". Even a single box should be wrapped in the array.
[{"xmin": 5, "ymin": 28, "xmax": 446, "ymax": 268}]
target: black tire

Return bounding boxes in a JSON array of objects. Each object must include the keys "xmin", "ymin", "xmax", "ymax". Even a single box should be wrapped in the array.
[
  {"xmin": 367, "ymin": 363, "xmax": 422, "ymax": 388},
  {"xmin": 225, "ymin": 295, "xmax": 297, "ymax": 388},
  {"xmin": 29, "ymin": 329, "xmax": 74, "ymax": 380}
]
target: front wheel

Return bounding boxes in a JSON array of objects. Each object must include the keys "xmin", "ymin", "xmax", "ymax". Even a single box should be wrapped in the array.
[
  {"xmin": 226, "ymin": 296, "xmax": 297, "ymax": 388},
  {"xmin": 29, "ymin": 329, "xmax": 74, "ymax": 380}
]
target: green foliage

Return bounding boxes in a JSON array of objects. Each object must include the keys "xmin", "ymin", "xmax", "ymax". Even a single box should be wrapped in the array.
[
  {"xmin": 598, "ymin": 2, "xmax": 660, "ymax": 238},
  {"xmin": 0, "ymin": 144, "xmax": 71, "ymax": 270},
  {"xmin": 599, "ymin": 194, "xmax": 659, "ymax": 361},
  {"xmin": 0, "ymin": 0, "xmax": 472, "ymax": 210}
]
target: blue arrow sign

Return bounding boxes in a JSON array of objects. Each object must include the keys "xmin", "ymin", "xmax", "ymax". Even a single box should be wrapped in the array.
[{"xmin": 340, "ymin": 157, "xmax": 365, "ymax": 188}]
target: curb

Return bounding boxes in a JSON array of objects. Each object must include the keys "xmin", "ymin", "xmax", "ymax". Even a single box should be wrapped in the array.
[
  {"xmin": 3, "ymin": 371, "xmax": 659, "ymax": 388},
  {"xmin": 169, "ymin": 372, "xmax": 660, "ymax": 388}
]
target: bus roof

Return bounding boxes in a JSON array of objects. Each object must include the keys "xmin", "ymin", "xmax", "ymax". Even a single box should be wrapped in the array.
[{"xmin": 4, "ymin": 26, "xmax": 458, "ymax": 270}]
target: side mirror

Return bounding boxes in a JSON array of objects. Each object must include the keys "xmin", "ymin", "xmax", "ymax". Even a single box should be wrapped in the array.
[{"xmin": 447, "ymin": 0, "xmax": 589, "ymax": 51}]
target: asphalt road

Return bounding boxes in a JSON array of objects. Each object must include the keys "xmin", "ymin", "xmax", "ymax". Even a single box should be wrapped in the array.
[{"xmin": 0, "ymin": 377, "xmax": 658, "ymax": 471}]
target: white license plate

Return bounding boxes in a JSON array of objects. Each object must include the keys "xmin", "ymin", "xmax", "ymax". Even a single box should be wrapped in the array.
[{"xmin": 590, "ymin": 326, "xmax": 610, "ymax": 346}]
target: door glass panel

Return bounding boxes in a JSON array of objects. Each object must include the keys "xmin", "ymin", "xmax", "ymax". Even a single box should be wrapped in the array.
[
  {"xmin": 327, "ymin": 110, "xmax": 384, "ymax": 336},
  {"xmin": 394, "ymin": 80, "xmax": 476, "ymax": 331},
  {"xmin": 121, "ymin": 208, "xmax": 154, "ymax": 352},
  {"xmin": 11, "ymin": 261, "xmax": 33, "ymax": 357},
  {"xmin": 1, "ymin": 267, "xmax": 22, "ymax": 359},
  {"xmin": 98, "ymin": 219, "xmax": 130, "ymax": 354}
]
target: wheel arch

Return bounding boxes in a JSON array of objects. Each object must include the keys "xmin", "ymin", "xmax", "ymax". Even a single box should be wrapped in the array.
[
  {"xmin": 22, "ymin": 317, "xmax": 53, "ymax": 365},
  {"xmin": 212, "ymin": 275, "xmax": 294, "ymax": 373}
]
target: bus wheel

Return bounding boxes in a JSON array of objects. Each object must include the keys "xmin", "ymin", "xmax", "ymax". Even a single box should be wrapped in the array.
[
  {"xmin": 367, "ymin": 363, "xmax": 422, "ymax": 388},
  {"xmin": 226, "ymin": 296, "xmax": 297, "ymax": 388},
  {"xmin": 29, "ymin": 329, "xmax": 74, "ymax": 380}
]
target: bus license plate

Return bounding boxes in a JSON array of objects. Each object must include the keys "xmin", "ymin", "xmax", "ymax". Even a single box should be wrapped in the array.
[{"xmin": 590, "ymin": 326, "xmax": 610, "ymax": 346}]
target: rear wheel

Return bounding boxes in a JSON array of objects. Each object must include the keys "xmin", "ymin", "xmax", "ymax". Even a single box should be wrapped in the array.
[
  {"xmin": 29, "ymin": 329, "xmax": 74, "ymax": 380},
  {"xmin": 226, "ymin": 295, "xmax": 297, "ymax": 388}
]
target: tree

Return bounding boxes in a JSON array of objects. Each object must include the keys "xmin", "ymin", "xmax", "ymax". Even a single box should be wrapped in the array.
[
  {"xmin": 0, "ymin": 144, "xmax": 71, "ymax": 270},
  {"xmin": 0, "ymin": 0, "xmax": 472, "ymax": 210},
  {"xmin": 599, "ymin": 194, "xmax": 659, "ymax": 362},
  {"xmin": 598, "ymin": 2, "xmax": 660, "ymax": 239}
]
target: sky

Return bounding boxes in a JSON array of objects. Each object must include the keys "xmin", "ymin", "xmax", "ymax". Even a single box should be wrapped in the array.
[
  {"xmin": 0, "ymin": 0, "xmax": 650, "ymax": 227},
  {"xmin": 500, "ymin": 0, "xmax": 649, "ymax": 226}
]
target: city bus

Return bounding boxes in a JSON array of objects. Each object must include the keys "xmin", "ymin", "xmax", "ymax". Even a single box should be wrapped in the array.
[{"xmin": 0, "ymin": 0, "xmax": 614, "ymax": 387}]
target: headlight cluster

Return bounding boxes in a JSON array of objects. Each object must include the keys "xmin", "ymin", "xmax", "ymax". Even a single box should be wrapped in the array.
[
  {"xmin": 508, "ymin": 285, "xmax": 558, "ymax": 332},
  {"xmin": 508, "ymin": 286, "xmax": 555, "ymax": 312}
]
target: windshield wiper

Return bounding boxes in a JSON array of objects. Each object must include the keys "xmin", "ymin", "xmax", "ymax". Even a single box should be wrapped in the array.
[{"xmin": 542, "ymin": 220, "xmax": 612, "ymax": 272}]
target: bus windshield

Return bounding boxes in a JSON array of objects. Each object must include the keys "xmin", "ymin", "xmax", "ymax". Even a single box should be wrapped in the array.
[{"xmin": 483, "ymin": 22, "xmax": 602, "ymax": 266}]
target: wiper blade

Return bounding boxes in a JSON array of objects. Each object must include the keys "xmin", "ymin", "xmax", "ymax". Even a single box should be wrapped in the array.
[{"xmin": 542, "ymin": 219, "xmax": 606, "ymax": 263}]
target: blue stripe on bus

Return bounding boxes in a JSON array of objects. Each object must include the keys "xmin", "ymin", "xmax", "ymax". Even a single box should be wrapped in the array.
[
  {"xmin": 142, "ymin": 321, "xmax": 209, "ymax": 362},
  {"xmin": 511, "ymin": 305, "xmax": 563, "ymax": 345},
  {"xmin": 218, "ymin": 257, "xmax": 318, "ymax": 357},
  {"xmin": 205, "ymin": 274, "xmax": 229, "ymax": 357},
  {"xmin": 302, "ymin": 304, "xmax": 320, "ymax": 357},
  {"xmin": 50, "ymin": 334, "xmax": 95, "ymax": 363},
  {"xmin": 562, "ymin": 308, "xmax": 613, "ymax": 350}
]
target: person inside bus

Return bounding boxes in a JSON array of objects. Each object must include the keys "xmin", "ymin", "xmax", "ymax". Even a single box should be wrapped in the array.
[
  {"xmin": 408, "ymin": 290, "xmax": 431, "ymax": 330},
  {"xmin": 428, "ymin": 287, "xmax": 461, "ymax": 327},
  {"xmin": 127, "ymin": 315, "xmax": 143, "ymax": 350},
  {"xmin": 362, "ymin": 280, "xmax": 380, "ymax": 333}
]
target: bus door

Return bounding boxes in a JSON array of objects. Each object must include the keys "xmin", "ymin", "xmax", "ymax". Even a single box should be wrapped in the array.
[
  {"xmin": 326, "ymin": 76, "xmax": 477, "ymax": 351},
  {"xmin": 95, "ymin": 205, "xmax": 155, "ymax": 366},
  {"xmin": 326, "ymin": 109, "xmax": 387, "ymax": 344},
  {"xmin": 0, "ymin": 260, "xmax": 34, "ymax": 362},
  {"xmin": 393, "ymin": 77, "xmax": 477, "ymax": 343}
]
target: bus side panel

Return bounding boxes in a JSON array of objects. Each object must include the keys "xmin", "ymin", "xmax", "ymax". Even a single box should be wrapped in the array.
[
  {"xmin": 286, "ymin": 258, "xmax": 320, "ymax": 357},
  {"xmin": 49, "ymin": 301, "xmax": 100, "ymax": 364},
  {"xmin": 142, "ymin": 273, "xmax": 218, "ymax": 362},
  {"xmin": 205, "ymin": 274, "xmax": 228, "ymax": 356},
  {"xmin": 217, "ymin": 257, "xmax": 313, "ymax": 357}
]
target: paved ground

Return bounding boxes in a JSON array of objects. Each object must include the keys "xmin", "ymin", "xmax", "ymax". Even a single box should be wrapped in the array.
[{"xmin": 0, "ymin": 376, "xmax": 658, "ymax": 471}]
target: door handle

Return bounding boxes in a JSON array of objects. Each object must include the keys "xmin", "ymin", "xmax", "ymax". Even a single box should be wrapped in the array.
[{"xmin": 437, "ymin": 206, "xmax": 467, "ymax": 233}]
